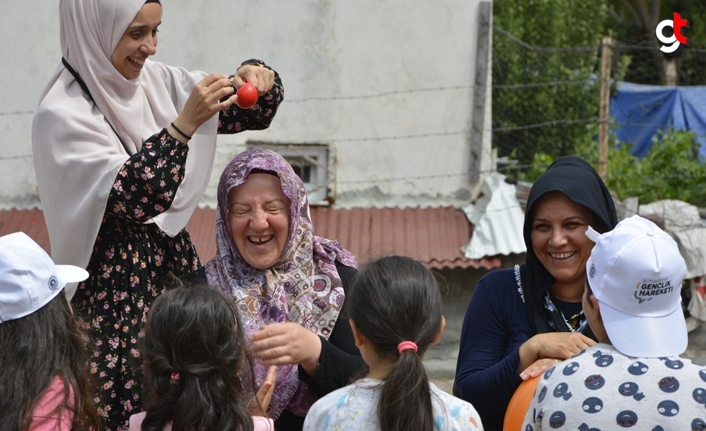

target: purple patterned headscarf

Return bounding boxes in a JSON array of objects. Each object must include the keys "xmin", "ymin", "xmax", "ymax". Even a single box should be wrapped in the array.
[{"xmin": 205, "ymin": 148, "xmax": 357, "ymax": 419}]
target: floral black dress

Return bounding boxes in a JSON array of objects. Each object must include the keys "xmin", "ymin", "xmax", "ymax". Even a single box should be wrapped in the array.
[{"xmin": 72, "ymin": 69, "xmax": 283, "ymax": 431}]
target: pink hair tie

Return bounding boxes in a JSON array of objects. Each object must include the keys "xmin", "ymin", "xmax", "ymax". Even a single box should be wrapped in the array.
[
  {"xmin": 170, "ymin": 372, "xmax": 181, "ymax": 381},
  {"xmin": 397, "ymin": 341, "xmax": 418, "ymax": 354}
]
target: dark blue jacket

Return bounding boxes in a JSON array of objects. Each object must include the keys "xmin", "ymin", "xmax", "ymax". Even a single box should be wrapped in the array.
[{"xmin": 453, "ymin": 268, "xmax": 530, "ymax": 431}]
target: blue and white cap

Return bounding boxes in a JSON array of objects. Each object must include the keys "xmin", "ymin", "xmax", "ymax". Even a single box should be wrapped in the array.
[{"xmin": 0, "ymin": 232, "xmax": 88, "ymax": 323}]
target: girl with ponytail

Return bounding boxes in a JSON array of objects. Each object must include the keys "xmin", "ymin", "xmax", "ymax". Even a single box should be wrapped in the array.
[{"xmin": 303, "ymin": 256, "xmax": 483, "ymax": 431}]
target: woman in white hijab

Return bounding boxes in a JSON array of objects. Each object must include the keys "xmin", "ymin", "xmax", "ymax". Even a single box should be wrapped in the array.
[{"xmin": 31, "ymin": 0, "xmax": 283, "ymax": 429}]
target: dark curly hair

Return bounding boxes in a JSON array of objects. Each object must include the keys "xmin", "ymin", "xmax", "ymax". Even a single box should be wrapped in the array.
[{"xmin": 139, "ymin": 282, "xmax": 257, "ymax": 431}]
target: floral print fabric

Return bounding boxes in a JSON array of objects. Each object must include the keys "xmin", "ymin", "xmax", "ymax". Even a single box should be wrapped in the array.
[
  {"xmin": 72, "ymin": 78, "xmax": 283, "ymax": 431},
  {"xmin": 73, "ymin": 132, "xmax": 197, "ymax": 429}
]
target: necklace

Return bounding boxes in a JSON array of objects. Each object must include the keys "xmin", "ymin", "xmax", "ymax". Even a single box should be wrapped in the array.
[{"xmin": 543, "ymin": 292, "xmax": 587, "ymax": 333}]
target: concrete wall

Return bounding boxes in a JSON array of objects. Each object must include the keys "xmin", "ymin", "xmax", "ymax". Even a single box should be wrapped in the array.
[
  {"xmin": 426, "ymin": 253, "xmax": 525, "ymax": 378},
  {"xmin": 0, "ymin": 0, "xmax": 491, "ymax": 210}
]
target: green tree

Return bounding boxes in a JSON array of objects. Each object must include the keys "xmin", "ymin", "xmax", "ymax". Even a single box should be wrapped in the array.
[
  {"xmin": 606, "ymin": 129, "xmax": 706, "ymax": 206},
  {"xmin": 511, "ymin": 128, "xmax": 706, "ymax": 207},
  {"xmin": 607, "ymin": 0, "xmax": 706, "ymax": 85},
  {"xmin": 493, "ymin": 0, "xmax": 610, "ymax": 167}
]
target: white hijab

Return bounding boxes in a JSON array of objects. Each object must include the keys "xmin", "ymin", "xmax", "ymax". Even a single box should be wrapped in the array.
[{"xmin": 32, "ymin": 0, "xmax": 218, "ymax": 300}]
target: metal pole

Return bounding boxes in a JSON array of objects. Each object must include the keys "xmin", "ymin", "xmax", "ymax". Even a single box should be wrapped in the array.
[{"xmin": 598, "ymin": 36, "xmax": 613, "ymax": 181}]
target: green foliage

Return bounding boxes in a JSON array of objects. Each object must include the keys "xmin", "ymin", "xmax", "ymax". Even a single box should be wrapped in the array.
[
  {"xmin": 504, "ymin": 150, "xmax": 554, "ymax": 182},
  {"xmin": 607, "ymin": 0, "xmax": 706, "ymax": 85},
  {"xmin": 493, "ymin": 0, "xmax": 706, "ymax": 187},
  {"xmin": 606, "ymin": 129, "xmax": 706, "ymax": 207},
  {"xmin": 512, "ymin": 128, "xmax": 706, "ymax": 207},
  {"xmin": 493, "ymin": 0, "xmax": 610, "ymax": 166}
]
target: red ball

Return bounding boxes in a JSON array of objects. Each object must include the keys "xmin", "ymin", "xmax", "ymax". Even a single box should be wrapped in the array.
[{"xmin": 236, "ymin": 83, "xmax": 258, "ymax": 109}]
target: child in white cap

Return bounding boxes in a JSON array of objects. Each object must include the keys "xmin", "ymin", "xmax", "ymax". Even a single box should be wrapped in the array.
[
  {"xmin": 0, "ymin": 232, "xmax": 101, "ymax": 431},
  {"xmin": 522, "ymin": 215, "xmax": 706, "ymax": 430}
]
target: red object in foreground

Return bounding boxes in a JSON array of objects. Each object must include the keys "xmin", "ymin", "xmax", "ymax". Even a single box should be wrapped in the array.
[
  {"xmin": 503, "ymin": 374, "xmax": 541, "ymax": 431},
  {"xmin": 236, "ymin": 82, "xmax": 258, "ymax": 108}
]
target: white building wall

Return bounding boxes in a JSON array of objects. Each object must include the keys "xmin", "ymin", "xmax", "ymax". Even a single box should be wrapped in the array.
[{"xmin": 0, "ymin": 0, "xmax": 491, "ymax": 210}]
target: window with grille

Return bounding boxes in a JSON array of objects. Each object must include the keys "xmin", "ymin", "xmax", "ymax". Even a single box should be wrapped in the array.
[{"xmin": 246, "ymin": 142, "xmax": 331, "ymax": 205}]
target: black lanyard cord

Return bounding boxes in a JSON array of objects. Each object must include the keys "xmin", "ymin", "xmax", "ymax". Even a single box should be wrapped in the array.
[{"xmin": 61, "ymin": 57, "xmax": 129, "ymax": 150}]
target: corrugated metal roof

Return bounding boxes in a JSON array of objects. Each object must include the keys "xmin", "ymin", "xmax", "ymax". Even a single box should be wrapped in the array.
[
  {"xmin": 0, "ymin": 209, "xmax": 51, "ymax": 253},
  {"xmin": 309, "ymin": 206, "xmax": 500, "ymax": 270},
  {"xmin": 462, "ymin": 173, "xmax": 527, "ymax": 259},
  {"xmin": 0, "ymin": 207, "xmax": 501, "ymax": 270}
]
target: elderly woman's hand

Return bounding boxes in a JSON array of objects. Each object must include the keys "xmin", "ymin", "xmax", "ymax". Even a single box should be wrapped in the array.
[
  {"xmin": 250, "ymin": 322, "xmax": 323, "ymax": 376},
  {"xmin": 233, "ymin": 64, "xmax": 275, "ymax": 95}
]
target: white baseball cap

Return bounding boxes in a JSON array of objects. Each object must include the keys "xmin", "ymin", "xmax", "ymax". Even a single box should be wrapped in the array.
[
  {"xmin": 585, "ymin": 215, "xmax": 688, "ymax": 358},
  {"xmin": 0, "ymin": 232, "xmax": 88, "ymax": 323}
]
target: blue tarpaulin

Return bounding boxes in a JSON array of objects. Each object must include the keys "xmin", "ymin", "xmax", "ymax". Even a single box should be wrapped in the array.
[{"xmin": 609, "ymin": 82, "xmax": 706, "ymax": 160}]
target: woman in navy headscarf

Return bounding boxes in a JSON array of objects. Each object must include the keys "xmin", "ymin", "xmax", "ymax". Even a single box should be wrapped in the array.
[{"xmin": 454, "ymin": 156, "xmax": 619, "ymax": 431}]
